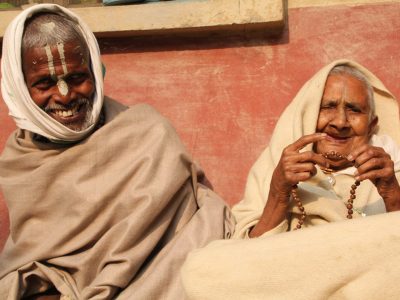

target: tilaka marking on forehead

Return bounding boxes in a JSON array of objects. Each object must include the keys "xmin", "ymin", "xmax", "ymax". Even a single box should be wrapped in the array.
[
  {"xmin": 44, "ymin": 44, "xmax": 56, "ymax": 79},
  {"xmin": 57, "ymin": 42, "xmax": 68, "ymax": 75}
]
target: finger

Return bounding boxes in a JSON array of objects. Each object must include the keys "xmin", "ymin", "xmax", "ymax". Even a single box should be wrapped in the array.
[
  {"xmin": 283, "ymin": 162, "xmax": 317, "ymax": 174},
  {"xmin": 286, "ymin": 133, "xmax": 327, "ymax": 152},
  {"xmin": 355, "ymin": 168, "xmax": 393, "ymax": 182},
  {"xmin": 355, "ymin": 158, "xmax": 394, "ymax": 181},
  {"xmin": 353, "ymin": 148, "xmax": 391, "ymax": 168},
  {"xmin": 355, "ymin": 157, "xmax": 386, "ymax": 174},
  {"xmin": 287, "ymin": 171, "xmax": 315, "ymax": 183},
  {"xmin": 347, "ymin": 145, "xmax": 386, "ymax": 163},
  {"xmin": 294, "ymin": 151, "xmax": 329, "ymax": 167}
]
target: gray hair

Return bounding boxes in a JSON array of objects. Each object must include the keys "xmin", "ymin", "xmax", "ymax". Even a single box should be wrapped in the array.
[
  {"xmin": 22, "ymin": 12, "xmax": 89, "ymax": 57},
  {"xmin": 329, "ymin": 65, "xmax": 375, "ymax": 120}
]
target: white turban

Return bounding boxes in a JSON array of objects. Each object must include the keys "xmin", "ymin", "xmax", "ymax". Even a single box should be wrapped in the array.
[{"xmin": 1, "ymin": 4, "xmax": 104, "ymax": 142}]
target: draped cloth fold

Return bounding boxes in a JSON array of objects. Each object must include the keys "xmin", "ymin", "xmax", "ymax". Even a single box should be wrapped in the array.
[
  {"xmin": 181, "ymin": 60, "xmax": 400, "ymax": 299},
  {"xmin": 0, "ymin": 98, "xmax": 234, "ymax": 299}
]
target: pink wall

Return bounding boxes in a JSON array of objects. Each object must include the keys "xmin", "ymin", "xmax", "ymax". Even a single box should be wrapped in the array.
[{"xmin": 0, "ymin": 3, "xmax": 399, "ymax": 248}]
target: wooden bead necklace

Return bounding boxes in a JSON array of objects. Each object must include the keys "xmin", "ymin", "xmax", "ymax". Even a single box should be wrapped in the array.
[{"xmin": 291, "ymin": 151, "xmax": 361, "ymax": 230}]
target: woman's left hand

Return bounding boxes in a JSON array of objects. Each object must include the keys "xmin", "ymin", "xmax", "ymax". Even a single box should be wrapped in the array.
[{"xmin": 348, "ymin": 144, "xmax": 400, "ymax": 211}]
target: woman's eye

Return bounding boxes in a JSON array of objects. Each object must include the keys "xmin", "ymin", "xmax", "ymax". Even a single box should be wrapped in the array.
[
  {"xmin": 320, "ymin": 105, "xmax": 335, "ymax": 110},
  {"xmin": 346, "ymin": 107, "xmax": 361, "ymax": 113}
]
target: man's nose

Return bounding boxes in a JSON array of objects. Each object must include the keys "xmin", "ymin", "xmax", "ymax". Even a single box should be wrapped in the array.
[{"xmin": 52, "ymin": 81, "xmax": 74, "ymax": 105}]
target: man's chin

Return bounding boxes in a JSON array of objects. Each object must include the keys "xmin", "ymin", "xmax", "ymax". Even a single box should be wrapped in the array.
[{"xmin": 64, "ymin": 122, "xmax": 92, "ymax": 132}]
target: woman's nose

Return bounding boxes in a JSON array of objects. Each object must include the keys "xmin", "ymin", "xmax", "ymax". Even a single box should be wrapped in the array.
[{"xmin": 330, "ymin": 108, "xmax": 348, "ymax": 129}]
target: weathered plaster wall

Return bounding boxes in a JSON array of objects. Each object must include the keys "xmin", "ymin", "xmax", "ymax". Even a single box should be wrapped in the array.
[
  {"xmin": 98, "ymin": 2, "xmax": 400, "ymax": 205},
  {"xmin": 0, "ymin": 2, "xmax": 399, "ymax": 248}
]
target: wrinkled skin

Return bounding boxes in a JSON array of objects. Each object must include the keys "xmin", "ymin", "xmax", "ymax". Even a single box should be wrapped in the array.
[
  {"xmin": 22, "ymin": 41, "xmax": 95, "ymax": 131},
  {"xmin": 250, "ymin": 74, "xmax": 400, "ymax": 237}
]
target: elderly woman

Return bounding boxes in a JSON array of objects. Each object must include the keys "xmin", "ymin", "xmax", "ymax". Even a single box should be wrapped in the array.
[
  {"xmin": 234, "ymin": 60, "xmax": 400, "ymax": 238},
  {"xmin": 182, "ymin": 60, "xmax": 400, "ymax": 299}
]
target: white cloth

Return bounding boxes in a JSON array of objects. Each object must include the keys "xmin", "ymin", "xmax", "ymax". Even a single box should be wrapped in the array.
[
  {"xmin": 182, "ymin": 211, "xmax": 400, "ymax": 300},
  {"xmin": 1, "ymin": 4, "xmax": 104, "ymax": 142}
]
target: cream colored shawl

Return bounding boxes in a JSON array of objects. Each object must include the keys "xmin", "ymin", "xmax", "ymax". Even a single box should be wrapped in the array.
[
  {"xmin": 0, "ymin": 98, "xmax": 234, "ymax": 299},
  {"xmin": 232, "ymin": 59, "xmax": 400, "ymax": 238}
]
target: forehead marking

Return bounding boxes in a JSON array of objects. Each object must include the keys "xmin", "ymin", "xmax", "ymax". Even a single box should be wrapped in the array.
[
  {"xmin": 44, "ymin": 44, "xmax": 56, "ymax": 79},
  {"xmin": 57, "ymin": 79, "xmax": 69, "ymax": 96},
  {"xmin": 57, "ymin": 42, "xmax": 68, "ymax": 75}
]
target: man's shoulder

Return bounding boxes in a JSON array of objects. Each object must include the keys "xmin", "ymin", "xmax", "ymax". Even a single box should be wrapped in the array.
[
  {"xmin": 104, "ymin": 97, "xmax": 163, "ymax": 121},
  {"xmin": 104, "ymin": 97, "xmax": 175, "ymax": 132}
]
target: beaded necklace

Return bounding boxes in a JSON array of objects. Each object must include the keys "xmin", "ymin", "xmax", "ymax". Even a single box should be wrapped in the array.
[{"xmin": 291, "ymin": 151, "xmax": 360, "ymax": 230}]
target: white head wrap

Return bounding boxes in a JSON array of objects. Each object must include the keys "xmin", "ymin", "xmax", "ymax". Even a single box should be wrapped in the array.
[{"xmin": 1, "ymin": 4, "xmax": 104, "ymax": 142}]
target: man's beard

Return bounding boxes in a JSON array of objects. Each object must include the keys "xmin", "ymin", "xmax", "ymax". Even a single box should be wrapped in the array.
[{"xmin": 44, "ymin": 98, "xmax": 94, "ymax": 132}]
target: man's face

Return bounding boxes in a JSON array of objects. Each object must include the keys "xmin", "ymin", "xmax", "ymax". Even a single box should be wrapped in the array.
[
  {"xmin": 22, "ymin": 41, "xmax": 95, "ymax": 131},
  {"xmin": 314, "ymin": 73, "xmax": 377, "ymax": 166}
]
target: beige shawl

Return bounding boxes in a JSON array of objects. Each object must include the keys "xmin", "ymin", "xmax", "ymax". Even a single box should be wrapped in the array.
[
  {"xmin": 232, "ymin": 59, "xmax": 400, "ymax": 238},
  {"xmin": 0, "ymin": 98, "xmax": 234, "ymax": 299},
  {"xmin": 181, "ymin": 60, "xmax": 400, "ymax": 299}
]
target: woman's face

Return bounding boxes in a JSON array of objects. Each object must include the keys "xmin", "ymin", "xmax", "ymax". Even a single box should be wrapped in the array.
[{"xmin": 314, "ymin": 73, "xmax": 377, "ymax": 169}]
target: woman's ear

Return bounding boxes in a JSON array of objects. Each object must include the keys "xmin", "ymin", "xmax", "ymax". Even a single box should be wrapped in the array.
[{"xmin": 368, "ymin": 115, "xmax": 379, "ymax": 137}]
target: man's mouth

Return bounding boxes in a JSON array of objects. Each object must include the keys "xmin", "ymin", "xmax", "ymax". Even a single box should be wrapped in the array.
[
  {"xmin": 44, "ymin": 98, "xmax": 93, "ymax": 131},
  {"xmin": 53, "ymin": 105, "xmax": 80, "ymax": 118},
  {"xmin": 45, "ymin": 99, "xmax": 89, "ymax": 120}
]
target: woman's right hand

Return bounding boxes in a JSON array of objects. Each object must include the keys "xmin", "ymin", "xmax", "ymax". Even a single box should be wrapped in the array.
[
  {"xmin": 270, "ymin": 133, "xmax": 329, "ymax": 202},
  {"xmin": 249, "ymin": 133, "xmax": 328, "ymax": 237}
]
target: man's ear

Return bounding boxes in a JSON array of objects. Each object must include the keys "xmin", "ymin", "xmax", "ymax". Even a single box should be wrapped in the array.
[{"xmin": 368, "ymin": 115, "xmax": 378, "ymax": 137}]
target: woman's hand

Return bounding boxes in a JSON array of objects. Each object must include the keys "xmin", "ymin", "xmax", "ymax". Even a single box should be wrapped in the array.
[
  {"xmin": 249, "ymin": 133, "xmax": 328, "ymax": 237},
  {"xmin": 348, "ymin": 145, "xmax": 400, "ymax": 211},
  {"xmin": 270, "ymin": 133, "xmax": 329, "ymax": 201}
]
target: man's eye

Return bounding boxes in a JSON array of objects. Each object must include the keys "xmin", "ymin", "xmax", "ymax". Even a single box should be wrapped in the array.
[
  {"xmin": 33, "ymin": 79, "xmax": 54, "ymax": 89},
  {"xmin": 67, "ymin": 73, "xmax": 86, "ymax": 83}
]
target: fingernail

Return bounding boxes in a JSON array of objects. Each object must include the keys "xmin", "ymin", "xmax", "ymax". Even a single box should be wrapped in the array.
[
  {"xmin": 347, "ymin": 154, "xmax": 353, "ymax": 161},
  {"xmin": 354, "ymin": 170, "xmax": 359, "ymax": 176},
  {"xmin": 355, "ymin": 176, "xmax": 360, "ymax": 181}
]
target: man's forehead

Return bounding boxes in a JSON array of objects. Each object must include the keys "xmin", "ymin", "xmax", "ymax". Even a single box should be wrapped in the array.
[{"xmin": 24, "ymin": 42, "xmax": 88, "ymax": 59}]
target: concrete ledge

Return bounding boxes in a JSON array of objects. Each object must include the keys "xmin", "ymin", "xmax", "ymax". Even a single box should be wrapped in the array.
[{"xmin": 0, "ymin": 0, "xmax": 285, "ymax": 39}]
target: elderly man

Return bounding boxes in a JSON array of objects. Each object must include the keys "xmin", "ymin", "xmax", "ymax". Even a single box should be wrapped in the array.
[
  {"xmin": 182, "ymin": 60, "xmax": 400, "ymax": 299},
  {"xmin": 0, "ymin": 4, "xmax": 233, "ymax": 300}
]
